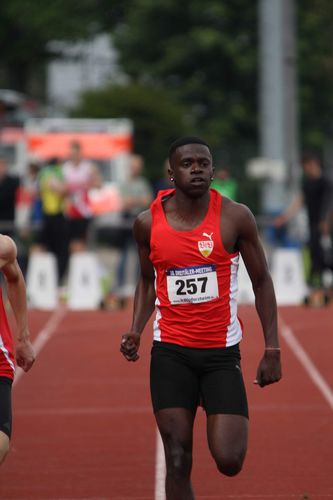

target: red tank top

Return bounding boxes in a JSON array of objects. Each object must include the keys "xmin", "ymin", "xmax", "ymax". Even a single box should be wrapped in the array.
[
  {"xmin": 0, "ymin": 290, "xmax": 15, "ymax": 379},
  {"xmin": 149, "ymin": 188, "xmax": 243, "ymax": 348}
]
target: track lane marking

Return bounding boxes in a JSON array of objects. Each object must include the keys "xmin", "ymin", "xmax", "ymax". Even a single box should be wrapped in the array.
[
  {"xmin": 279, "ymin": 313, "xmax": 333, "ymax": 410},
  {"xmin": 11, "ymin": 494, "xmax": 332, "ymax": 500},
  {"xmin": 13, "ymin": 304, "xmax": 68, "ymax": 387},
  {"xmin": 154, "ymin": 429, "xmax": 166, "ymax": 500},
  {"xmin": 154, "ymin": 313, "xmax": 333, "ymax": 500}
]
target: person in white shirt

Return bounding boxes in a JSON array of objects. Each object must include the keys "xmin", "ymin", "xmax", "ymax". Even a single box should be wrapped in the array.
[{"xmin": 62, "ymin": 141, "xmax": 101, "ymax": 253}]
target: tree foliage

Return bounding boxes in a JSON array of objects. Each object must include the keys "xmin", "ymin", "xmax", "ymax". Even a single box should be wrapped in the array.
[
  {"xmin": 107, "ymin": 0, "xmax": 333, "ymax": 162},
  {"xmin": 0, "ymin": 0, "xmax": 129, "ymax": 92},
  {"xmin": 2, "ymin": 0, "xmax": 333, "ymax": 167},
  {"xmin": 113, "ymin": 0, "xmax": 258, "ymax": 152},
  {"xmin": 297, "ymin": 0, "xmax": 333, "ymax": 151},
  {"xmin": 72, "ymin": 83, "xmax": 188, "ymax": 177}
]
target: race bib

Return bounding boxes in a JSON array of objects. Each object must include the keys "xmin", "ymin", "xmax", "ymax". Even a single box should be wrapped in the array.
[{"xmin": 166, "ymin": 264, "xmax": 219, "ymax": 304}]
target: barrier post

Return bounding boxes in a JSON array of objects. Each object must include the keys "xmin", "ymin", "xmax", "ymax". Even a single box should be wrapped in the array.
[
  {"xmin": 67, "ymin": 252, "xmax": 102, "ymax": 310},
  {"xmin": 26, "ymin": 253, "xmax": 58, "ymax": 309}
]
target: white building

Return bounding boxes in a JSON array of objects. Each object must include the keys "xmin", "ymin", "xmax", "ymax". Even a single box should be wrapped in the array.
[{"xmin": 47, "ymin": 34, "xmax": 125, "ymax": 112}]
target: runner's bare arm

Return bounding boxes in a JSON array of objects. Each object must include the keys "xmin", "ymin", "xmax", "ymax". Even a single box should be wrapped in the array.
[
  {"xmin": 0, "ymin": 235, "xmax": 35, "ymax": 372},
  {"xmin": 235, "ymin": 206, "xmax": 282, "ymax": 387},
  {"xmin": 120, "ymin": 210, "xmax": 156, "ymax": 362}
]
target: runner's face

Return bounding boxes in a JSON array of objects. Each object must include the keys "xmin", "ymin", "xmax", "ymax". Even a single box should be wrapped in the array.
[{"xmin": 170, "ymin": 144, "xmax": 213, "ymax": 197}]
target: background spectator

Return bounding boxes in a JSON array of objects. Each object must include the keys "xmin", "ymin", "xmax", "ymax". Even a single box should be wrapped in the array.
[
  {"xmin": 210, "ymin": 166, "xmax": 238, "ymax": 200},
  {"xmin": 21, "ymin": 162, "xmax": 43, "ymax": 244},
  {"xmin": 111, "ymin": 154, "xmax": 153, "ymax": 308},
  {"xmin": 62, "ymin": 141, "xmax": 101, "ymax": 253},
  {"xmin": 153, "ymin": 159, "xmax": 173, "ymax": 196},
  {"xmin": 0, "ymin": 157, "xmax": 20, "ymax": 239},
  {"xmin": 36, "ymin": 158, "xmax": 69, "ymax": 284},
  {"xmin": 274, "ymin": 152, "xmax": 333, "ymax": 305}
]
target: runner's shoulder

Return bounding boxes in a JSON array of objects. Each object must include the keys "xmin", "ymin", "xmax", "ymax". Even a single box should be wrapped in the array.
[
  {"xmin": 222, "ymin": 197, "xmax": 254, "ymax": 220},
  {"xmin": 135, "ymin": 209, "xmax": 152, "ymax": 227},
  {"xmin": 133, "ymin": 209, "xmax": 152, "ymax": 244}
]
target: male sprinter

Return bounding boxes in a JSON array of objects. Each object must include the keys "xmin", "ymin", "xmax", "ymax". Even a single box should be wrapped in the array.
[
  {"xmin": 0, "ymin": 234, "xmax": 35, "ymax": 465},
  {"xmin": 120, "ymin": 137, "xmax": 282, "ymax": 499}
]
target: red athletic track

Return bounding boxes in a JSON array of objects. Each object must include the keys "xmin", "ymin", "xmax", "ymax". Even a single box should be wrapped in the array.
[{"xmin": 0, "ymin": 303, "xmax": 332, "ymax": 500}]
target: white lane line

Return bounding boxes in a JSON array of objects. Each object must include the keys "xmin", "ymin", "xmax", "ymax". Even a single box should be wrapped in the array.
[
  {"xmin": 153, "ymin": 314, "xmax": 333, "ymax": 500},
  {"xmin": 279, "ymin": 314, "xmax": 333, "ymax": 410},
  {"xmin": 195, "ymin": 495, "xmax": 333, "ymax": 499},
  {"xmin": 13, "ymin": 304, "xmax": 67, "ymax": 387},
  {"xmin": 51, "ymin": 494, "xmax": 333, "ymax": 500},
  {"xmin": 154, "ymin": 428, "xmax": 166, "ymax": 500}
]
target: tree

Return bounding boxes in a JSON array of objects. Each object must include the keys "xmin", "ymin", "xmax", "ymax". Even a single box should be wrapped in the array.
[
  {"xmin": 72, "ymin": 83, "xmax": 188, "ymax": 177},
  {"xmin": 4, "ymin": 0, "xmax": 333, "ymax": 176},
  {"xmin": 112, "ymin": 0, "xmax": 258, "ymax": 155},
  {"xmin": 73, "ymin": 1, "xmax": 259, "ymax": 206},
  {"xmin": 297, "ymin": 0, "xmax": 333, "ymax": 152},
  {"xmin": 0, "ymin": 0, "xmax": 129, "ymax": 94},
  {"xmin": 108, "ymin": 0, "xmax": 333, "ymax": 180}
]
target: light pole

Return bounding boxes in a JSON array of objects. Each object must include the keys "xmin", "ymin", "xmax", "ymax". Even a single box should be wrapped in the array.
[{"xmin": 258, "ymin": 0, "xmax": 300, "ymax": 215}]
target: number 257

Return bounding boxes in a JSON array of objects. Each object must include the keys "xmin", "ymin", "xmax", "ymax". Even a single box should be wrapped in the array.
[{"xmin": 175, "ymin": 277, "xmax": 208, "ymax": 295}]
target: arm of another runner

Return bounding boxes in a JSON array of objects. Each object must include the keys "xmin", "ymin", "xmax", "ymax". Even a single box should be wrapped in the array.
[
  {"xmin": 0, "ymin": 235, "xmax": 35, "ymax": 372},
  {"xmin": 120, "ymin": 210, "xmax": 156, "ymax": 362},
  {"xmin": 236, "ymin": 206, "xmax": 282, "ymax": 388}
]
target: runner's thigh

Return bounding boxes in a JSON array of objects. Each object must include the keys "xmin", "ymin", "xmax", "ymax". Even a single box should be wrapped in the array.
[
  {"xmin": 150, "ymin": 342, "xmax": 199, "ymax": 413},
  {"xmin": 0, "ymin": 377, "xmax": 12, "ymax": 439},
  {"xmin": 199, "ymin": 348, "xmax": 248, "ymax": 417}
]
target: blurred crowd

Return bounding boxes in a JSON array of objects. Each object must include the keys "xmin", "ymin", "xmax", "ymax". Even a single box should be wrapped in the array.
[
  {"xmin": 1, "ymin": 141, "xmax": 101, "ymax": 280},
  {"xmin": 1, "ymin": 145, "xmax": 333, "ymax": 309},
  {"xmin": 0, "ymin": 143, "xmax": 155, "ymax": 308},
  {"xmin": 273, "ymin": 153, "xmax": 333, "ymax": 306}
]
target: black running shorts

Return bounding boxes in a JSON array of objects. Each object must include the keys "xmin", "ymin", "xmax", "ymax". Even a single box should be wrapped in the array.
[
  {"xmin": 68, "ymin": 217, "xmax": 91, "ymax": 241},
  {"xmin": 0, "ymin": 377, "xmax": 13, "ymax": 438},
  {"xmin": 150, "ymin": 341, "xmax": 248, "ymax": 418}
]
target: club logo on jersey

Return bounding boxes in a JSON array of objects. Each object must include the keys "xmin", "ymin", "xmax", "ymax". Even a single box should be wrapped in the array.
[{"xmin": 198, "ymin": 232, "xmax": 214, "ymax": 257}]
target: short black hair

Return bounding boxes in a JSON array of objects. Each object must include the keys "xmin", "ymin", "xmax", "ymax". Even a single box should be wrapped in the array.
[{"xmin": 168, "ymin": 136, "xmax": 210, "ymax": 162}]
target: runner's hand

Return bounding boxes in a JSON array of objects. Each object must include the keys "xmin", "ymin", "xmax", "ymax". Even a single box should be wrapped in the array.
[
  {"xmin": 254, "ymin": 350, "xmax": 282, "ymax": 387},
  {"xmin": 120, "ymin": 332, "xmax": 141, "ymax": 362},
  {"xmin": 16, "ymin": 338, "xmax": 36, "ymax": 372}
]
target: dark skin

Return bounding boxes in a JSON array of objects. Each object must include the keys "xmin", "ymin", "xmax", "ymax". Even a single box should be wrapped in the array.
[{"xmin": 121, "ymin": 143, "xmax": 282, "ymax": 500}]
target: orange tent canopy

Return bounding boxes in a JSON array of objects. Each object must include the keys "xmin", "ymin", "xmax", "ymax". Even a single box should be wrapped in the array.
[{"xmin": 27, "ymin": 132, "xmax": 132, "ymax": 160}]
